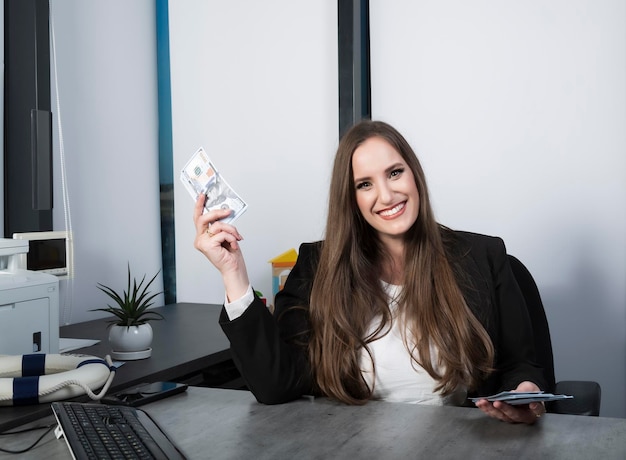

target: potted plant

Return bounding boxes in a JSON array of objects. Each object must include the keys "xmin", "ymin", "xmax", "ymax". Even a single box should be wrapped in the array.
[{"xmin": 92, "ymin": 265, "xmax": 163, "ymax": 360}]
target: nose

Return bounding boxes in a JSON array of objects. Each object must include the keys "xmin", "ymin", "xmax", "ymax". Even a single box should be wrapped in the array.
[{"xmin": 378, "ymin": 180, "xmax": 394, "ymax": 204}]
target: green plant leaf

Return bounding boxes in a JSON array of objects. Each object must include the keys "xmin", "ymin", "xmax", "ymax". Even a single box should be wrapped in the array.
[{"xmin": 90, "ymin": 264, "xmax": 164, "ymax": 327}]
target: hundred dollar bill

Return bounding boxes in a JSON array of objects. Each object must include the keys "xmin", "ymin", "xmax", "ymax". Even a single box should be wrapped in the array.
[{"xmin": 180, "ymin": 146, "xmax": 248, "ymax": 223}]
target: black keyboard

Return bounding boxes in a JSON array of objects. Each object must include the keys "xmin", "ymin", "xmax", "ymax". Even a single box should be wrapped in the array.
[{"xmin": 51, "ymin": 401, "xmax": 186, "ymax": 460}]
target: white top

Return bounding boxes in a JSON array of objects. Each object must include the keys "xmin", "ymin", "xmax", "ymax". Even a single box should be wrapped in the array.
[
  {"xmin": 224, "ymin": 283, "xmax": 467, "ymax": 406},
  {"xmin": 361, "ymin": 282, "xmax": 467, "ymax": 405}
]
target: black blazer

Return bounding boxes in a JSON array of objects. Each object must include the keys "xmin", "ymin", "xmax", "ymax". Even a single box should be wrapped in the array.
[{"xmin": 219, "ymin": 229, "xmax": 547, "ymax": 404}]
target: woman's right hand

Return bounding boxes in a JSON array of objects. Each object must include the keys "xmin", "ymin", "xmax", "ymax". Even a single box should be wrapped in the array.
[{"xmin": 193, "ymin": 194, "xmax": 250, "ymax": 301}]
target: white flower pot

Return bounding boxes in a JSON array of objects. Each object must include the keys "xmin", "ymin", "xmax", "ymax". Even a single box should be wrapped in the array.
[{"xmin": 108, "ymin": 324, "xmax": 153, "ymax": 360}]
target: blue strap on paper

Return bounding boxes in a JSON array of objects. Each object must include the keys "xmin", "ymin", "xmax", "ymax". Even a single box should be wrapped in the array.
[
  {"xmin": 77, "ymin": 358, "xmax": 113, "ymax": 371},
  {"xmin": 13, "ymin": 376, "xmax": 40, "ymax": 406},
  {"xmin": 11, "ymin": 355, "xmax": 46, "ymax": 405},
  {"xmin": 22, "ymin": 354, "xmax": 46, "ymax": 377}
]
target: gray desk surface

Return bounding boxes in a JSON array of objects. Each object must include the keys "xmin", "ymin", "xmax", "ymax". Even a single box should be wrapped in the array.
[{"xmin": 3, "ymin": 386, "xmax": 625, "ymax": 459}]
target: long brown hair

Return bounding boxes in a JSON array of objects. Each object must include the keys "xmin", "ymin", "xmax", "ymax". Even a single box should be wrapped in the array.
[{"xmin": 309, "ymin": 120, "xmax": 494, "ymax": 404}]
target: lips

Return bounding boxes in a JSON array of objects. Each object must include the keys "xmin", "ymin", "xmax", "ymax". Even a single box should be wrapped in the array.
[{"xmin": 377, "ymin": 201, "xmax": 406, "ymax": 218}]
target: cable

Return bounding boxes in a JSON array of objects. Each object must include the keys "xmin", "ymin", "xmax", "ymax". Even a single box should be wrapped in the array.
[
  {"xmin": 35, "ymin": 356, "xmax": 117, "ymax": 402},
  {"xmin": 49, "ymin": 2, "xmax": 75, "ymax": 325},
  {"xmin": 0, "ymin": 424, "xmax": 56, "ymax": 454}
]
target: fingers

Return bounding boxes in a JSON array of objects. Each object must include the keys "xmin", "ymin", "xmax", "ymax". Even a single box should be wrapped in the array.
[
  {"xmin": 194, "ymin": 223, "xmax": 242, "ymax": 256},
  {"xmin": 475, "ymin": 399, "xmax": 513, "ymax": 423},
  {"xmin": 193, "ymin": 195, "xmax": 242, "ymax": 239},
  {"xmin": 476, "ymin": 399, "xmax": 545, "ymax": 425},
  {"xmin": 207, "ymin": 224, "xmax": 243, "ymax": 251},
  {"xmin": 193, "ymin": 194, "xmax": 227, "ymax": 228},
  {"xmin": 192, "ymin": 195, "xmax": 249, "ymax": 285},
  {"xmin": 193, "ymin": 193, "xmax": 206, "ymax": 223},
  {"xmin": 494, "ymin": 401, "xmax": 542, "ymax": 424},
  {"xmin": 204, "ymin": 219, "xmax": 243, "ymax": 245},
  {"xmin": 515, "ymin": 381, "xmax": 541, "ymax": 393},
  {"xmin": 529, "ymin": 402, "xmax": 546, "ymax": 419}
]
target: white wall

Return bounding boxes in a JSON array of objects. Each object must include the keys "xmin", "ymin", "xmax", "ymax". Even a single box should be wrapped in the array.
[
  {"xmin": 169, "ymin": 1, "xmax": 338, "ymax": 306},
  {"xmin": 45, "ymin": 0, "xmax": 336, "ymax": 342},
  {"xmin": 49, "ymin": 0, "xmax": 164, "ymax": 324},
  {"xmin": 370, "ymin": 0, "xmax": 626, "ymax": 418}
]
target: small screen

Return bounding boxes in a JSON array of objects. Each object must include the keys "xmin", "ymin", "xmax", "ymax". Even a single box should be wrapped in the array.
[{"xmin": 27, "ymin": 238, "xmax": 66, "ymax": 271}]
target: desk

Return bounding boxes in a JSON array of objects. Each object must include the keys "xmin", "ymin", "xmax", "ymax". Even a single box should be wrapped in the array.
[
  {"xmin": 0, "ymin": 303, "xmax": 231, "ymax": 432},
  {"xmin": 2, "ymin": 387, "xmax": 625, "ymax": 459}
]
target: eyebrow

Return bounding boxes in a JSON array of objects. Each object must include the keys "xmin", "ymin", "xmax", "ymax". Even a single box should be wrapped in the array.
[{"xmin": 353, "ymin": 162, "xmax": 405, "ymax": 183}]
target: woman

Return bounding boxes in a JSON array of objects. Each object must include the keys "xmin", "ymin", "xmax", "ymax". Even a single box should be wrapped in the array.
[{"xmin": 194, "ymin": 120, "xmax": 547, "ymax": 424}]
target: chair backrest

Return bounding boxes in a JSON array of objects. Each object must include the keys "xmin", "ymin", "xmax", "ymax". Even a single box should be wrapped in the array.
[
  {"xmin": 508, "ymin": 255, "xmax": 601, "ymax": 416},
  {"xmin": 553, "ymin": 380, "xmax": 602, "ymax": 416},
  {"xmin": 507, "ymin": 255, "xmax": 557, "ymax": 392}
]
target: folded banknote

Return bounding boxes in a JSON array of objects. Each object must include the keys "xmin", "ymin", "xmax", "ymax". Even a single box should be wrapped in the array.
[{"xmin": 180, "ymin": 146, "xmax": 248, "ymax": 224}]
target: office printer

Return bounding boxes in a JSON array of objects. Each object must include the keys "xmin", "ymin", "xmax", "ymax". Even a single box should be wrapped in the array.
[{"xmin": 0, "ymin": 238, "xmax": 59, "ymax": 354}]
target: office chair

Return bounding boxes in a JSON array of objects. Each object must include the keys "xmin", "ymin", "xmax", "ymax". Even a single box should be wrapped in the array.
[{"xmin": 507, "ymin": 255, "xmax": 602, "ymax": 416}]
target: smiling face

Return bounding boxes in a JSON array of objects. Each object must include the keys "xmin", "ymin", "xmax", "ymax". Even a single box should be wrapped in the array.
[{"xmin": 352, "ymin": 136, "xmax": 420, "ymax": 244}]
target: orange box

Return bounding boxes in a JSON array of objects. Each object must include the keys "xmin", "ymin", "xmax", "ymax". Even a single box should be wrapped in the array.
[{"xmin": 269, "ymin": 248, "xmax": 298, "ymax": 297}]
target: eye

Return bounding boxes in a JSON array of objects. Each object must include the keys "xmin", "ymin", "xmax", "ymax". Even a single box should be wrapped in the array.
[
  {"xmin": 390, "ymin": 167, "xmax": 404, "ymax": 178},
  {"xmin": 356, "ymin": 181, "xmax": 371, "ymax": 190}
]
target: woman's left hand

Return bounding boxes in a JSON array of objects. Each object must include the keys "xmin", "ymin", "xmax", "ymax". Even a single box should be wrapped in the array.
[{"xmin": 474, "ymin": 381, "xmax": 546, "ymax": 424}]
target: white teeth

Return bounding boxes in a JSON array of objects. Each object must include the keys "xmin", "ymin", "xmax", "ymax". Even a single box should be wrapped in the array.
[{"xmin": 379, "ymin": 203, "xmax": 405, "ymax": 217}]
